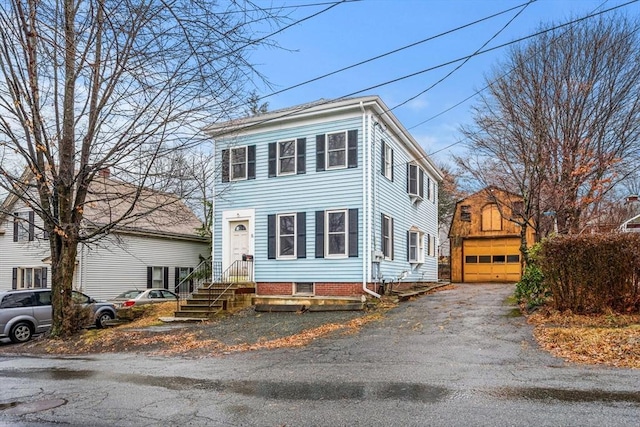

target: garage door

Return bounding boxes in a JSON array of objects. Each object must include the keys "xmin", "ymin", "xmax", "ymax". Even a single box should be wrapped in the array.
[{"xmin": 463, "ymin": 238, "xmax": 522, "ymax": 282}]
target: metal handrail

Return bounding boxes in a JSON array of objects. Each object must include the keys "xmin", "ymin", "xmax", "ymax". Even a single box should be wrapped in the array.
[
  {"xmin": 207, "ymin": 260, "xmax": 254, "ymax": 311},
  {"xmin": 174, "ymin": 257, "xmax": 212, "ymax": 310}
]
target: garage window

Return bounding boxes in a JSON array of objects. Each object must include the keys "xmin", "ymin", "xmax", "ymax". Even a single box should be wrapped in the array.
[
  {"xmin": 493, "ymin": 255, "xmax": 506, "ymax": 263},
  {"xmin": 478, "ymin": 255, "xmax": 491, "ymax": 263},
  {"xmin": 465, "ymin": 255, "xmax": 477, "ymax": 263},
  {"xmin": 507, "ymin": 255, "xmax": 520, "ymax": 263}
]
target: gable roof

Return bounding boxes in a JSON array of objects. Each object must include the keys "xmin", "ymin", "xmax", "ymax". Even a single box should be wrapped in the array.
[
  {"xmin": 205, "ymin": 95, "xmax": 443, "ymax": 181},
  {"xmin": 0, "ymin": 172, "xmax": 207, "ymax": 241}
]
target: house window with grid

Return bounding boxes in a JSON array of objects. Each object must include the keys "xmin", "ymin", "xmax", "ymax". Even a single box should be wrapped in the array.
[
  {"xmin": 326, "ymin": 209, "xmax": 347, "ymax": 257},
  {"xmin": 382, "ymin": 142, "xmax": 393, "ymax": 180},
  {"xmin": 278, "ymin": 140, "xmax": 296, "ymax": 175},
  {"xmin": 408, "ymin": 230, "xmax": 424, "ymax": 263},
  {"xmin": 407, "ymin": 163, "xmax": 424, "ymax": 199},
  {"xmin": 13, "ymin": 211, "xmax": 34, "ymax": 241},
  {"xmin": 326, "ymin": 131, "xmax": 347, "ymax": 169},
  {"xmin": 382, "ymin": 214, "xmax": 393, "ymax": 259},
  {"xmin": 460, "ymin": 205, "xmax": 471, "ymax": 222},
  {"xmin": 13, "ymin": 267, "xmax": 47, "ymax": 289},
  {"xmin": 147, "ymin": 266, "xmax": 168, "ymax": 289},
  {"xmin": 230, "ymin": 146, "xmax": 247, "ymax": 180},
  {"xmin": 277, "ymin": 213, "xmax": 296, "ymax": 258}
]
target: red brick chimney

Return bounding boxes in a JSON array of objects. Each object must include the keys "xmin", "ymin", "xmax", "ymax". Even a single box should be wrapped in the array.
[{"xmin": 98, "ymin": 168, "xmax": 110, "ymax": 178}]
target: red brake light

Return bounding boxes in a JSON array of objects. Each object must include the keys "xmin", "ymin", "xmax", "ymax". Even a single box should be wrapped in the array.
[{"xmin": 123, "ymin": 300, "xmax": 136, "ymax": 307}]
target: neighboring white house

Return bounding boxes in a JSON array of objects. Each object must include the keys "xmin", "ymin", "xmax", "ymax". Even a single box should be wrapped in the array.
[{"xmin": 0, "ymin": 171, "xmax": 210, "ymax": 300}]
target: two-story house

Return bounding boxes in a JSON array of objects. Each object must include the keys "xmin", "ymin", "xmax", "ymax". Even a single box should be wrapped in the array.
[
  {"xmin": 206, "ymin": 96, "xmax": 442, "ymax": 301},
  {"xmin": 0, "ymin": 170, "xmax": 210, "ymax": 300}
]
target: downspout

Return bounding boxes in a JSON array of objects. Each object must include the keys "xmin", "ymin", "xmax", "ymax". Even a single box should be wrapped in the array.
[
  {"xmin": 211, "ymin": 139, "xmax": 216, "ymax": 278},
  {"xmin": 361, "ymin": 101, "xmax": 381, "ymax": 298}
]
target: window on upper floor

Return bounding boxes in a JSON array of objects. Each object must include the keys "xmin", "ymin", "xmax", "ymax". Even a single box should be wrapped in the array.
[
  {"xmin": 12, "ymin": 267, "xmax": 47, "ymax": 289},
  {"xmin": 269, "ymin": 138, "xmax": 306, "ymax": 177},
  {"xmin": 221, "ymin": 145, "xmax": 256, "ymax": 182},
  {"xmin": 381, "ymin": 141, "xmax": 393, "ymax": 181},
  {"xmin": 481, "ymin": 204, "xmax": 502, "ymax": 231},
  {"xmin": 316, "ymin": 130, "xmax": 358, "ymax": 172},
  {"xmin": 381, "ymin": 214, "xmax": 394, "ymax": 259},
  {"xmin": 407, "ymin": 229, "xmax": 424, "ymax": 264},
  {"xmin": 13, "ymin": 211, "xmax": 34, "ymax": 242},
  {"xmin": 407, "ymin": 163, "xmax": 424, "ymax": 200},
  {"xmin": 461, "ymin": 205, "xmax": 471, "ymax": 222},
  {"xmin": 314, "ymin": 209, "xmax": 358, "ymax": 259}
]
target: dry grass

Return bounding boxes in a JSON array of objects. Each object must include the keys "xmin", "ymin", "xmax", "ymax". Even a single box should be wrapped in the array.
[{"xmin": 528, "ymin": 308, "xmax": 640, "ymax": 369}]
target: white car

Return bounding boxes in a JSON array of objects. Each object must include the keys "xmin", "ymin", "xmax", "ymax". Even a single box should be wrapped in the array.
[{"xmin": 109, "ymin": 289, "xmax": 178, "ymax": 308}]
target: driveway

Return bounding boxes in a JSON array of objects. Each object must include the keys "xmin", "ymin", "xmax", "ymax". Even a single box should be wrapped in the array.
[{"xmin": 1, "ymin": 283, "xmax": 639, "ymax": 426}]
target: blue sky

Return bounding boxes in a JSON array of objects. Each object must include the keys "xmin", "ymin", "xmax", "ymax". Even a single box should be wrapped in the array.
[{"xmin": 249, "ymin": 0, "xmax": 639, "ymax": 166}]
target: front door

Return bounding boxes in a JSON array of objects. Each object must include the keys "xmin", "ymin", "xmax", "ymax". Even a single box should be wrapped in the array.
[{"xmin": 229, "ymin": 221, "xmax": 250, "ymax": 280}]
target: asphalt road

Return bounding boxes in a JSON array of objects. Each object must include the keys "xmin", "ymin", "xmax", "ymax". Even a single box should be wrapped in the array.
[{"xmin": 1, "ymin": 283, "xmax": 639, "ymax": 426}]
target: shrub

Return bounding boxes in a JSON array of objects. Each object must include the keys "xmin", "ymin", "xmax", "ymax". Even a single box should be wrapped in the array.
[{"xmin": 515, "ymin": 243, "xmax": 549, "ymax": 309}]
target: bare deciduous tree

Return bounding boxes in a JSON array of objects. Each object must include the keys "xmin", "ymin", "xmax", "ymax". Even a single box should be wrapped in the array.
[
  {"xmin": 458, "ymin": 14, "xmax": 640, "ymax": 240},
  {"xmin": 0, "ymin": 0, "xmax": 285, "ymax": 336}
]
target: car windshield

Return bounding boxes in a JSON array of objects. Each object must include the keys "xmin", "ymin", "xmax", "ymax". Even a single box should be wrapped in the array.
[{"xmin": 115, "ymin": 290, "xmax": 143, "ymax": 299}]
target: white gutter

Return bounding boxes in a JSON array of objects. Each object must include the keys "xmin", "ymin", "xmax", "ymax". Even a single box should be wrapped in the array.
[{"xmin": 361, "ymin": 101, "xmax": 380, "ymax": 299}]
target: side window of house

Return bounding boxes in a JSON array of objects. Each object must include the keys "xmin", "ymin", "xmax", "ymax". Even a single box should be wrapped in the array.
[
  {"xmin": 407, "ymin": 229, "xmax": 424, "ymax": 264},
  {"xmin": 406, "ymin": 164, "xmax": 424, "ymax": 200},
  {"xmin": 147, "ymin": 266, "xmax": 169, "ymax": 289},
  {"xmin": 381, "ymin": 141, "xmax": 393, "ymax": 181},
  {"xmin": 381, "ymin": 214, "xmax": 394, "ymax": 259},
  {"xmin": 13, "ymin": 211, "xmax": 35, "ymax": 242},
  {"xmin": 267, "ymin": 213, "xmax": 306, "ymax": 259},
  {"xmin": 315, "ymin": 209, "xmax": 358, "ymax": 259},
  {"xmin": 481, "ymin": 204, "xmax": 502, "ymax": 231},
  {"xmin": 12, "ymin": 267, "xmax": 47, "ymax": 289},
  {"xmin": 316, "ymin": 130, "xmax": 358, "ymax": 171},
  {"xmin": 461, "ymin": 205, "xmax": 471, "ymax": 222},
  {"xmin": 269, "ymin": 138, "xmax": 306, "ymax": 177},
  {"xmin": 221, "ymin": 145, "xmax": 256, "ymax": 182}
]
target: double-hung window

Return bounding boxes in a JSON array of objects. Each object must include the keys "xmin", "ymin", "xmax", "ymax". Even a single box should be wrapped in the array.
[
  {"xmin": 12, "ymin": 267, "xmax": 47, "ymax": 289},
  {"xmin": 230, "ymin": 147, "xmax": 247, "ymax": 180},
  {"xmin": 407, "ymin": 163, "xmax": 424, "ymax": 200},
  {"xmin": 408, "ymin": 230, "xmax": 424, "ymax": 264},
  {"xmin": 13, "ymin": 211, "xmax": 34, "ymax": 242},
  {"xmin": 277, "ymin": 213, "xmax": 296, "ymax": 258},
  {"xmin": 147, "ymin": 266, "xmax": 168, "ymax": 289},
  {"xmin": 278, "ymin": 140, "xmax": 296, "ymax": 175},
  {"xmin": 382, "ymin": 214, "xmax": 393, "ymax": 259},
  {"xmin": 382, "ymin": 142, "xmax": 393, "ymax": 180},
  {"xmin": 326, "ymin": 131, "xmax": 347, "ymax": 169},
  {"xmin": 326, "ymin": 209, "xmax": 347, "ymax": 257}
]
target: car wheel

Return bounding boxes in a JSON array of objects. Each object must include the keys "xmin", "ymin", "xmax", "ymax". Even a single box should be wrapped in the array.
[
  {"xmin": 10, "ymin": 322, "xmax": 33, "ymax": 343},
  {"xmin": 96, "ymin": 311, "xmax": 114, "ymax": 328}
]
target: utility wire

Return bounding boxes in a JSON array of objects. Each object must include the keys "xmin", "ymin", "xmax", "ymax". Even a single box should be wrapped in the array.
[
  {"xmin": 259, "ymin": 1, "xmax": 535, "ymax": 101},
  {"xmin": 390, "ymin": 0, "xmax": 536, "ymax": 112}
]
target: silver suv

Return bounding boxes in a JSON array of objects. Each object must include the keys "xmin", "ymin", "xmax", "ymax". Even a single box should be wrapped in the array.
[{"xmin": 0, "ymin": 289, "xmax": 116, "ymax": 343}]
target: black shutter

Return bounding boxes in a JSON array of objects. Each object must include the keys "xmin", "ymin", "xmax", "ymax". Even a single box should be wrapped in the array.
[
  {"xmin": 406, "ymin": 164, "xmax": 410, "ymax": 194},
  {"xmin": 381, "ymin": 142, "xmax": 385, "ymax": 176},
  {"xmin": 347, "ymin": 130, "xmax": 358, "ymax": 168},
  {"xmin": 419, "ymin": 168, "xmax": 424, "ymax": 199},
  {"xmin": 297, "ymin": 138, "xmax": 306, "ymax": 174},
  {"xmin": 427, "ymin": 177, "xmax": 431, "ymax": 200},
  {"xmin": 297, "ymin": 212, "xmax": 306, "ymax": 258},
  {"xmin": 348, "ymin": 208, "xmax": 358, "ymax": 257},
  {"xmin": 163, "ymin": 267, "xmax": 169, "ymax": 290},
  {"xmin": 12, "ymin": 268, "xmax": 17, "ymax": 289},
  {"xmin": 147, "ymin": 267, "xmax": 153, "ymax": 288},
  {"xmin": 268, "ymin": 142, "xmax": 277, "ymax": 177},
  {"xmin": 247, "ymin": 145, "xmax": 256, "ymax": 180},
  {"xmin": 221, "ymin": 149, "xmax": 230, "ymax": 183},
  {"xmin": 381, "ymin": 213, "xmax": 386, "ymax": 254},
  {"xmin": 316, "ymin": 134, "xmax": 326, "ymax": 172},
  {"xmin": 188, "ymin": 267, "xmax": 194, "ymax": 292},
  {"xmin": 42, "ymin": 267, "xmax": 47, "ymax": 288},
  {"xmin": 174, "ymin": 267, "xmax": 180, "ymax": 288},
  {"xmin": 315, "ymin": 211, "xmax": 324, "ymax": 258},
  {"xmin": 407, "ymin": 231, "xmax": 411, "ymax": 262},
  {"xmin": 13, "ymin": 216, "xmax": 18, "ymax": 242},
  {"xmin": 391, "ymin": 218, "xmax": 395, "ymax": 260},
  {"xmin": 28, "ymin": 211, "xmax": 34, "ymax": 241},
  {"xmin": 267, "ymin": 214, "xmax": 276, "ymax": 259},
  {"xmin": 390, "ymin": 149, "xmax": 394, "ymax": 182}
]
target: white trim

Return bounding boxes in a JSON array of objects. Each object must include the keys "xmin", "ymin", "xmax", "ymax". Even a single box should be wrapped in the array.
[
  {"xmin": 325, "ymin": 209, "xmax": 348, "ymax": 259},
  {"xmin": 229, "ymin": 146, "xmax": 248, "ymax": 181},
  {"xmin": 276, "ymin": 139, "xmax": 297, "ymax": 176},
  {"xmin": 276, "ymin": 212, "xmax": 297, "ymax": 259},
  {"xmin": 325, "ymin": 130, "xmax": 348, "ymax": 170},
  {"xmin": 221, "ymin": 209, "xmax": 255, "ymax": 272}
]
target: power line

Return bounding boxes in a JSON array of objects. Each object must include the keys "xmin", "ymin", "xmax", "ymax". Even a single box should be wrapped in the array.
[
  {"xmin": 259, "ymin": 1, "xmax": 536, "ymax": 101},
  {"xmin": 390, "ymin": 0, "xmax": 536, "ymax": 112}
]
